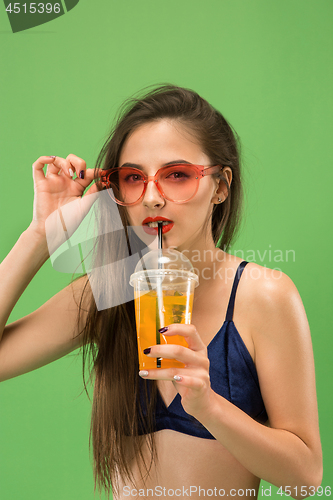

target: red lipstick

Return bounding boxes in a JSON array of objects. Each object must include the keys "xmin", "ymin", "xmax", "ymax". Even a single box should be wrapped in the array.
[{"xmin": 142, "ymin": 217, "xmax": 174, "ymax": 235}]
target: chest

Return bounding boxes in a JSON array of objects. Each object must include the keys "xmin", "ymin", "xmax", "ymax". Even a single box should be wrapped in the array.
[
  {"xmin": 190, "ymin": 285, "xmax": 228, "ymax": 345},
  {"xmin": 157, "ymin": 277, "xmax": 255, "ymax": 407}
]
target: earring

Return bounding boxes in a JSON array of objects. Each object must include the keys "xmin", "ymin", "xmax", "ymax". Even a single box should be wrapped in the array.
[{"xmin": 218, "ymin": 197, "xmax": 222, "ymax": 203}]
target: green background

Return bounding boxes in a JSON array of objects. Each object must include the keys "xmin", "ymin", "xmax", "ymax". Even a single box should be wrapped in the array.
[{"xmin": 0, "ymin": 1, "xmax": 332, "ymax": 499}]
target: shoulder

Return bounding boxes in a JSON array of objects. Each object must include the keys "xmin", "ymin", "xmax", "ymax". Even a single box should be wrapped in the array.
[
  {"xmin": 236, "ymin": 261, "xmax": 311, "ymax": 363},
  {"xmin": 244, "ymin": 261, "xmax": 300, "ymax": 307},
  {"xmin": 223, "ymin": 258, "xmax": 310, "ymax": 346},
  {"xmin": 221, "ymin": 254, "xmax": 298, "ymax": 307}
]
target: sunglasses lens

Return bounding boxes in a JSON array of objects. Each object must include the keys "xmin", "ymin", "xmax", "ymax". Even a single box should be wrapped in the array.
[
  {"xmin": 106, "ymin": 167, "xmax": 145, "ymax": 204},
  {"xmin": 159, "ymin": 165, "xmax": 197, "ymax": 202}
]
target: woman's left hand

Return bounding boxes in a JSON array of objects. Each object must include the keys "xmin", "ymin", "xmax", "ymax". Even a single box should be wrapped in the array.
[{"xmin": 139, "ymin": 324, "xmax": 216, "ymax": 420}]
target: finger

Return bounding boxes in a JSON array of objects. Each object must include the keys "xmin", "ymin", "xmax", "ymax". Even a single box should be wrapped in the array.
[
  {"xmin": 139, "ymin": 367, "xmax": 187, "ymax": 380},
  {"xmin": 46, "ymin": 156, "xmax": 73, "ymax": 177},
  {"xmin": 66, "ymin": 154, "xmax": 87, "ymax": 180},
  {"xmin": 172, "ymin": 374, "xmax": 206, "ymax": 391},
  {"xmin": 74, "ymin": 168, "xmax": 111, "ymax": 198},
  {"xmin": 32, "ymin": 156, "xmax": 57, "ymax": 183},
  {"xmin": 160, "ymin": 324, "xmax": 205, "ymax": 352},
  {"xmin": 74, "ymin": 167, "xmax": 99, "ymax": 186},
  {"xmin": 144, "ymin": 344, "xmax": 206, "ymax": 367},
  {"xmin": 138, "ymin": 367, "xmax": 206, "ymax": 383}
]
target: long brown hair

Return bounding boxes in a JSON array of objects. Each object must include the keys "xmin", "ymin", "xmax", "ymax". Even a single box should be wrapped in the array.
[{"xmin": 74, "ymin": 85, "xmax": 243, "ymax": 498}]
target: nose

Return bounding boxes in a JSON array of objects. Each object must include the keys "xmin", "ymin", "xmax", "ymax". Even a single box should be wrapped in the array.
[{"xmin": 142, "ymin": 178, "xmax": 166, "ymax": 208}]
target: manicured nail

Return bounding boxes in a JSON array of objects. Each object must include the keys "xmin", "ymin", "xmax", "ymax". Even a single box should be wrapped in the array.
[
  {"xmin": 79, "ymin": 170, "xmax": 84, "ymax": 179},
  {"xmin": 139, "ymin": 370, "xmax": 149, "ymax": 377},
  {"xmin": 69, "ymin": 168, "xmax": 74, "ymax": 177},
  {"xmin": 174, "ymin": 375, "xmax": 183, "ymax": 381},
  {"xmin": 49, "ymin": 156, "xmax": 56, "ymax": 159},
  {"xmin": 143, "ymin": 348, "xmax": 151, "ymax": 355},
  {"xmin": 158, "ymin": 326, "xmax": 168, "ymax": 334}
]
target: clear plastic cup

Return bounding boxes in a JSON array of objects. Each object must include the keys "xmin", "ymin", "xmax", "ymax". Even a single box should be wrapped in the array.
[{"xmin": 129, "ymin": 248, "xmax": 199, "ymax": 369}]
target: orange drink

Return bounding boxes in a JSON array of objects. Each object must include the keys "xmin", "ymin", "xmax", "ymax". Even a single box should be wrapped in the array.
[
  {"xmin": 134, "ymin": 289, "xmax": 194, "ymax": 369},
  {"xmin": 129, "ymin": 248, "xmax": 199, "ymax": 370}
]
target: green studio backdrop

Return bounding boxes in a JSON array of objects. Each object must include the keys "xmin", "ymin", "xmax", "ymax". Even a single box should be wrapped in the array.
[{"xmin": 0, "ymin": 1, "xmax": 332, "ymax": 499}]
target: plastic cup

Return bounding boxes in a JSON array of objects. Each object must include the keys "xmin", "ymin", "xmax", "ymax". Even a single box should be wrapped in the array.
[{"xmin": 129, "ymin": 248, "xmax": 199, "ymax": 369}]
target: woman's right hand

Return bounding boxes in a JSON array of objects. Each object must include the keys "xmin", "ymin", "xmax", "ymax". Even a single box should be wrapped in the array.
[{"xmin": 29, "ymin": 155, "xmax": 101, "ymax": 250}]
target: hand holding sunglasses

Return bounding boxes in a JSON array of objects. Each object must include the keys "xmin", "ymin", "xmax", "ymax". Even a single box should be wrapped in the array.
[{"xmin": 30, "ymin": 155, "xmax": 100, "ymax": 243}]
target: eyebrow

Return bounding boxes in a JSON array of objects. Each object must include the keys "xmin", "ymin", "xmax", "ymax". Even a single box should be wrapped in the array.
[{"xmin": 119, "ymin": 159, "xmax": 192, "ymax": 170}]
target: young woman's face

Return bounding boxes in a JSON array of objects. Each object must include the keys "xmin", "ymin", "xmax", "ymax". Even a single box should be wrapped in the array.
[{"xmin": 118, "ymin": 119, "xmax": 220, "ymax": 252}]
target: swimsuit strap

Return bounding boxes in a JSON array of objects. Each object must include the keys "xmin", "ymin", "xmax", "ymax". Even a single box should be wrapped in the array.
[{"xmin": 225, "ymin": 261, "xmax": 249, "ymax": 322}]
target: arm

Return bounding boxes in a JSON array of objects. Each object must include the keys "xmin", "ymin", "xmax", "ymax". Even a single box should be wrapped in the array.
[
  {"xmin": 0, "ymin": 226, "xmax": 92, "ymax": 383},
  {"xmin": 0, "ymin": 226, "xmax": 48, "ymax": 338},
  {"xmin": 0, "ymin": 155, "xmax": 98, "ymax": 382},
  {"xmin": 140, "ymin": 268, "xmax": 322, "ymax": 498},
  {"xmin": 189, "ymin": 270, "xmax": 322, "ymax": 495}
]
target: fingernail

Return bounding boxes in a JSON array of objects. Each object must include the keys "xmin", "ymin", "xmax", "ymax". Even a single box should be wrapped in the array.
[
  {"xmin": 79, "ymin": 170, "xmax": 84, "ymax": 179},
  {"xmin": 174, "ymin": 375, "xmax": 182, "ymax": 381},
  {"xmin": 158, "ymin": 326, "xmax": 168, "ymax": 334},
  {"xmin": 49, "ymin": 156, "xmax": 56, "ymax": 159},
  {"xmin": 69, "ymin": 168, "xmax": 74, "ymax": 177},
  {"xmin": 143, "ymin": 348, "xmax": 151, "ymax": 355},
  {"xmin": 139, "ymin": 370, "xmax": 149, "ymax": 377}
]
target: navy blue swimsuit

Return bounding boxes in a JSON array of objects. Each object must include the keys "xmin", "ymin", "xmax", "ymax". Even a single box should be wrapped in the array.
[{"xmin": 138, "ymin": 261, "xmax": 268, "ymax": 439}]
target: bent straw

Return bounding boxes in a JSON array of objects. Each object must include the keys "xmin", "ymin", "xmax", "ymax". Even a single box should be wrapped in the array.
[{"xmin": 156, "ymin": 222, "xmax": 164, "ymax": 368}]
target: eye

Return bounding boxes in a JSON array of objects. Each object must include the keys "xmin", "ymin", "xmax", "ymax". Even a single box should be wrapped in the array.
[
  {"xmin": 121, "ymin": 171, "xmax": 144, "ymax": 183},
  {"xmin": 125, "ymin": 174, "xmax": 142, "ymax": 182},
  {"xmin": 166, "ymin": 170, "xmax": 190, "ymax": 180}
]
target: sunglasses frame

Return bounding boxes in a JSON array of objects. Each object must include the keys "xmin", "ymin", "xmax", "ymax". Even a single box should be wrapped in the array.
[{"xmin": 99, "ymin": 164, "xmax": 223, "ymax": 206}]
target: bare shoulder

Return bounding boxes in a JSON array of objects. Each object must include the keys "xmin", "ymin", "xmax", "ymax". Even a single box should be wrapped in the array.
[
  {"xmin": 238, "ymin": 262, "xmax": 309, "ymax": 344},
  {"xmin": 241, "ymin": 259, "xmax": 295, "ymax": 292},
  {"xmin": 218, "ymin": 254, "xmax": 304, "ymax": 337}
]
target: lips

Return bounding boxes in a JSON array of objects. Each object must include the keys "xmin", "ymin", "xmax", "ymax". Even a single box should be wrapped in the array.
[{"xmin": 142, "ymin": 217, "xmax": 174, "ymax": 235}]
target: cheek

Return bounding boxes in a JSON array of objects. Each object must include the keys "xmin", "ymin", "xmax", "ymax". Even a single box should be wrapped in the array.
[
  {"xmin": 194, "ymin": 184, "xmax": 214, "ymax": 211},
  {"xmin": 180, "ymin": 202, "xmax": 210, "ymax": 231},
  {"xmin": 124, "ymin": 207, "xmax": 137, "ymax": 225}
]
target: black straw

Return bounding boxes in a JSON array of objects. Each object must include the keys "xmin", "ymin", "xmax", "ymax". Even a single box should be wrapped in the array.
[
  {"xmin": 158, "ymin": 222, "xmax": 163, "ymax": 253},
  {"xmin": 156, "ymin": 222, "xmax": 163, "ymax": 368}
]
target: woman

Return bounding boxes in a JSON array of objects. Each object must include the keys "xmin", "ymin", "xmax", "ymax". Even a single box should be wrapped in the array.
[{"xmin": 0, "ymin": 85, "xmax": 322, "ymax": 499}]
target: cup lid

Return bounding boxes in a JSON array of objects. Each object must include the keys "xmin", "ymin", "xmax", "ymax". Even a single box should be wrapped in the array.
[{"xmin": 129, "ymin": 248, "xmax": 199, "ymax": 286}]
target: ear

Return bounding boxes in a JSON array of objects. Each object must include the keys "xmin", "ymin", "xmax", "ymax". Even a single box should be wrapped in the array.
[{"xmin": 212, "ymin": 167, "xmax": 232, "ymax": 204}]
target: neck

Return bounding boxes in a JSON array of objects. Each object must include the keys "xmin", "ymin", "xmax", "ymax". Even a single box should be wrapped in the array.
[{"xmin": 175, "ymin": 238, "xmax": 227, "ymax": 286}]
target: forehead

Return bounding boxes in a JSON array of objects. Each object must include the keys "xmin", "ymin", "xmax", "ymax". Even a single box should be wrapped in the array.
[{"xmin": 119, "ymin": 119, "xmax": 209, "ymax": 167}]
